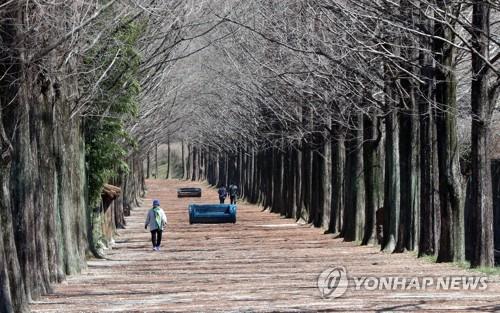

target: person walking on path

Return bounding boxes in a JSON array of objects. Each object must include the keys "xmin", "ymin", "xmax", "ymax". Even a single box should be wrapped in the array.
[
  {"xmin": 228, "ymin": 183, "xmax": 238, "ymax": 205},
  {"xmin": 218, "ymin": 185, "xmax": 228, "ymax": 204},
  {"xmin": 145, "ymin": 199, "xmax": 167, "ymax": 251}
]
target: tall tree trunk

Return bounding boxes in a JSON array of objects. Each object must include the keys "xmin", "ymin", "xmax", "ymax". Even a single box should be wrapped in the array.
[
  {"xmin": 395, "ymin": 0, "xmax": 420, "ymax": 253},
  {"xmin": 250, "ymin": 148, "xmax": 257, "ymax": 203},
  {"xmin": 191, "ymin": 146, "xmax": 198, "ymax": 181},
  {"xmin": 186, "ymin": 144, "xmax": 192, "ymax": 180},
  {"xmin": 322, "ymin": 134, "xmax": 333, "ymax": 230},
  {"xmin": 433, "ymin": 121, "xmax": 442, "ymax": 254},
  {"xmin": 283, "ymin": 146, "xmax": 295, "ymax": 218},
  {"xmin": 271, "ymin": 147, "xmax": 283, "ymax": 214},
  {"xmin": 300, "ymin": 104, "xmax": 313, "ymax": 222},
  {"xmin": 492, "ymin": 160, "xmax": 500, "ymax": 260},
  {"xmin": 11, "ymin": 81, "xmax": 38, "ymax": 301},
  {"xmin": 154, "ymin": 142, "xmax": 158, "ymax": 179},
  {"xmin": 0, "ymin": 116, "xmax": 26, "ymax": 312},
  {"xmin": 343, "ymin": 113, "xmax": 365, "ymax": 242},
  {"xmin": 434, "ymin": 3, "xmax": 464, "ymax": 262},
  {"xmin": 418, "ymin": 65, "xmax": 436, "ymax": 257},
  {"xmin": 181, "ymin": 139, "xmax": 185, "ymax": 179},
  {"xmin": 311, "ymin": 130, "xmax": 325, "ymax": 227},
  {"xmin": 166, "ymin": 136, "xmax": 171, "ymax": 179},
  {"xmin": 146, "ymin": 152, "xmax": 150, "ymax": 179},
  {"xmin": 114, "ymin": 170, "xmax": 126, "ymax": 229},
  {"xmin": 263, "ymin": 148, "xmax": 273, "ymax": 210},
  {"xmin": 418, "ymin": 7, "xmax": 436, "ymax": 256},
  {"xmin": 382, "ymin": 98, "xmax": 400, "ymax": 252},
  {"xmin": 363, "ymin": 115, "xmax": 380, "ymax": 245},
  {"xmin": 0, "ymin": 6, "xmax": 89, "ymax": 306},
  {"xmin": 329, "ymin": 132, "xmax": 343, "ymax": 234},
  {"xmin": 293, "ymin": 146, "xmax": 302, "ymax": 220},
  {"xmin": 397, "ymin": 80, "xmax": 420, "ymax": 252},
  {"xmin": 469, "ymin": 0, "xmax": 494, "ymax": 267},
  {"xmin": 198, "ymin": 148, "xmax": 202, "ymax": 180}
]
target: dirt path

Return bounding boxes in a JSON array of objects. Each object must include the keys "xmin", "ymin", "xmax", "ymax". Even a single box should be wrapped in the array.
[{"xmin": 31, "ymin": 180, "xmax": 500, "ymax": 312}]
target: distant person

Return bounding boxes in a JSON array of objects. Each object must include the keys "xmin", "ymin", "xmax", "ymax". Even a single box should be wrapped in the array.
[
  {"xmin": 228, "ymin": 183, "xmax": 238, "ymax": 204},
  {"xmin": 145, "ymin": 199, "xmax": 167, "ymax": 251},
  {"xmin": 218, "ymin": 185, "xmax": 227, "ymax": 204}
]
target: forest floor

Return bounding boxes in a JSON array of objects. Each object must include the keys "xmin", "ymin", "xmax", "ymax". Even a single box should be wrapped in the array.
[{"xmin": 31, "ymin": 179, "xmax": 500, "ymax": 312}]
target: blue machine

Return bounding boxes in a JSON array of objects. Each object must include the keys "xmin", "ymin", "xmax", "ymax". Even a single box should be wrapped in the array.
[{"xmin": 188, "ymin": 204, "xmax": 237, "ymax": 224}]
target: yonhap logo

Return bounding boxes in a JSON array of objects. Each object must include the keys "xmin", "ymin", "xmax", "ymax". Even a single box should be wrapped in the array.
[
  {"xmin": 317, "ymin": 266, "xmax": 488, "ymax": 299},
  {"xmin": 317, "ymin": 266, "xmax": 349, "ymax": 298}
]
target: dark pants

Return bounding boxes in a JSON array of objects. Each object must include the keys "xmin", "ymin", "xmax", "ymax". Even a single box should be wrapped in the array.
[
  {"xmin": 230, "ymin": 196, "xmax": 236, "ymax": 204},
  {"xmin": 151, "ymin": 229, "xmax": 163, "ymax": 247},
  {"xmin": 219, "ymin": 197, "xmax": 226, "ymax": 204}
]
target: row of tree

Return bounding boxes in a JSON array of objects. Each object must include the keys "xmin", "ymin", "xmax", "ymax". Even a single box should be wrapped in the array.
[
  {"xmin": 176, "ymin": 0, "xmax": 500, "ymax": 269},
  {"xmin": 1, "ymin": 0, "xmax": 499, "ymax": 311},
  {"xmin": 0, "ymin": 1, "xmax": 215, "ymax": 311}
]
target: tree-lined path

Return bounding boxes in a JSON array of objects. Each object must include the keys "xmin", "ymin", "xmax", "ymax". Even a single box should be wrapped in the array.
[{"xmin": 31, "ymin": 180, "xmax": 500, "ymax": 312}]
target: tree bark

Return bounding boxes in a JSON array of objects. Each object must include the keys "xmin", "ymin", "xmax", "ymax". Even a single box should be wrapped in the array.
[
  {"xmin": 329, "ymin": 132, "xmax": 343, "ymax": 234},
  {"xmin": 0, "ymin": 119, "xmax": 26, "ymax": 312},
  {"xmin": 397, "ymin": 79, "xmax": 420, "ymax": 252},
  {"xmin": 146, "ymin": 152, "xmax": 150, "ymax": 179},
  {"xmin": 343, "ymin": 113, "xmax": 365, "ymax": 242},
  {"xmin": 492, "ymin": 160, "xmax": 500, "ymax": 260},
  {"xmin": 166, "ymin": 136, "xmax": 171, "ymax": 179},
  {"xmin": 418, "ymin": 13, "xmax": 436, "ymax": 256},
  {"xmin": 469, "ymin": 0, "xmax": 494, "ymax": 267},
  {"xmin": 181, "ymin": 139, "xmax": 185, "ymax": 179},
  {"xmin": 418, "ymin": 84, "xmax": 436, "ymax": 256},
  {"xmin": 294, "ymin": 146, "xmax": 302, "ymax": 220},
  {"xmin": 382, "ymin": 99, "xmax": 400, "ymax": 252},
  {"xmin": 300, "ymin": 104, "xmax": 313, "ymax": 222},
  {"xmin": 433, "ymin": 3, "xmax": 464, "ymax": 262},
  {"xmin": 322, "ymin": 134, "xmax": 333, "ymax": 231},
  {"xmin": 362, "ymin": 115, "xmax": 380, "ymax": 245},
  {"xmin": 311, "ymin": 132, "xmax": 325, "ymax": 227},
  {"xmin": 155, "ymin": 142, "xmax": 158, "ymax": 179}
]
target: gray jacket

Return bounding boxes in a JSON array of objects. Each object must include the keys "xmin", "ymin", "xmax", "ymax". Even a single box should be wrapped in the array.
[{"xmin": 145, "ymin": 207, "xmax": 167, "ymax": 231}]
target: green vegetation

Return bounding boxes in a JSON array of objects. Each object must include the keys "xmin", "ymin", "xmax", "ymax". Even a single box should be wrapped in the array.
[
  {"xmin": 470, "ymin": 266, "xmax": 500, "ymax": 276},
  {"xmin": 83, "ymin": 19, "xmax": 144, "ymax": 257},
  {"xmin": 84, "ymin": 20, "xmax": 143, "ymax": 207},
  {"xmin": 419, "ymin": 252, "xmax": 500, "ymax": 276},
  {"xmin": 420, "ymin": 254, "xmax": 438, "ymax": 264}
]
